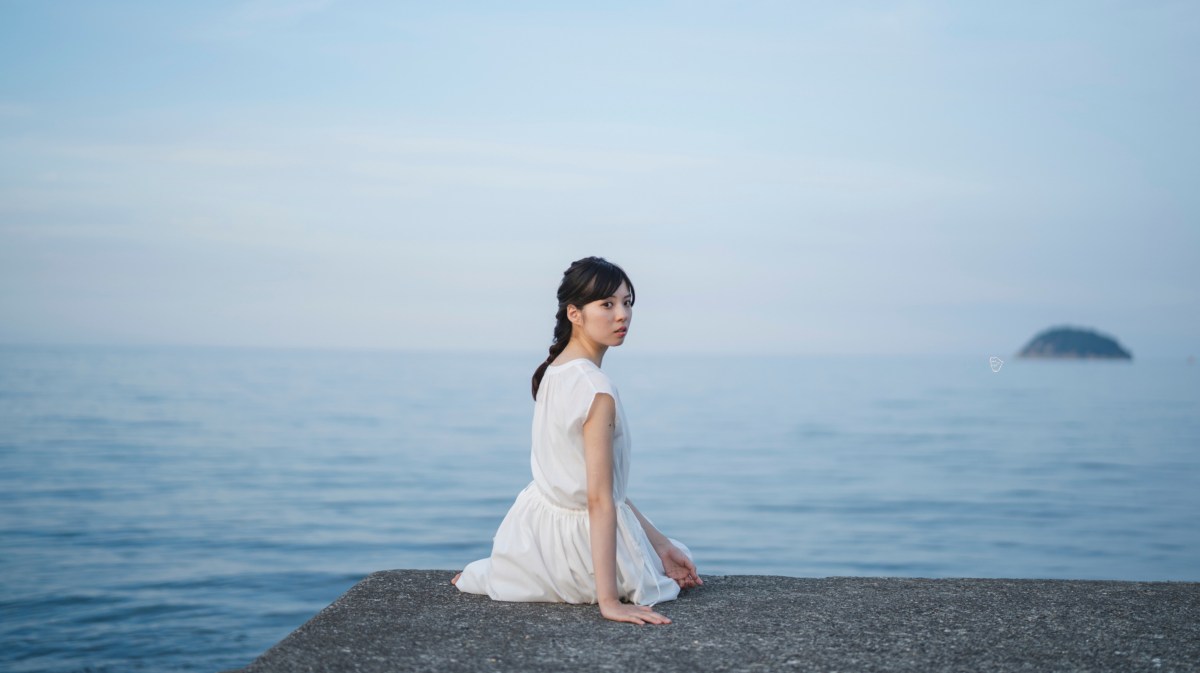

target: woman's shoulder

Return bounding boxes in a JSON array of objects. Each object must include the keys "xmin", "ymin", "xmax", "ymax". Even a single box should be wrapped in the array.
[
  {"xmin": 546, "ymin": 358, "xmax": 615, "ymax": 392},
  {"xmin": 546, "ymin": 356, "xmax": 593, "ymax": 369}
]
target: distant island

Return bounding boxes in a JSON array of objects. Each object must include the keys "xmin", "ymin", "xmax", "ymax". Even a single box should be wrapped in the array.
[{"xmin": 1018, "ymin": 326, "xmax": 1132, "ymax": 360}]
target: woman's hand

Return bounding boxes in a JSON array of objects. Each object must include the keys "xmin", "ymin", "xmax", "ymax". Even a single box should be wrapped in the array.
[
  {"xmin": 599, "ymin": 599, "xmax": 672, "ymax": 625},
  {"xmin": 658, "ymin": 544, "xmax": 703, "ymax": 590},
  {"xmin": 624, "ymin": 499, "xmax": 702, "ymax": 590}
]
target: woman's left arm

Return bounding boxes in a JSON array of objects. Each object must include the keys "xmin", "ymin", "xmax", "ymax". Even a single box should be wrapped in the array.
[
  {"xmin": 625, "ymin": 498, "xmax": 703, "ymax": 589},
  {"xmin": 624, "ymin": 498, "xmax": 672, "ymax": 552}
]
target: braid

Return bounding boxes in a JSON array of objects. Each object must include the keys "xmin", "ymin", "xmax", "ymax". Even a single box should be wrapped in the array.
[{"xmin": 531, "ymin": 306, "xmax": 573, "ymax": 400}]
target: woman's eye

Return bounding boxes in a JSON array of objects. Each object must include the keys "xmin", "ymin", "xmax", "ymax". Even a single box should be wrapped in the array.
[{"xmin": 602, "ymin": 302, "xmax": 613, "ymax": 308}]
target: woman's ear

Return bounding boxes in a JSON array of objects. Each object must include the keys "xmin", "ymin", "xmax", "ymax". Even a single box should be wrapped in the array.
[{"xmin": 567, "ymin": 304, "xmax": 582, "ymax": 326}]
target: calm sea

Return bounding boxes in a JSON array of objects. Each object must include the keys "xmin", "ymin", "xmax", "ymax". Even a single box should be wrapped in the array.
[{"xmin": 1, "ymin": 345, "xmax": 1197, "ymax": 672}]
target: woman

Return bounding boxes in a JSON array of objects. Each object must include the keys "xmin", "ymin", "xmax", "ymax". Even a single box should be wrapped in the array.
[{"xmin": 452, "ymin": 256, "xmax": 701, "ymax": 625}]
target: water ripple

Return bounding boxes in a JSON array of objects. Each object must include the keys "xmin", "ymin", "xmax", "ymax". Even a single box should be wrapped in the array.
[{"xmin": 1, "ymin": 347, "xmax": 1197, "ymax": 673}]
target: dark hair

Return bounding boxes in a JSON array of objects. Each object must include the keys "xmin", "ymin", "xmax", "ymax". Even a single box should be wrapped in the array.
[{"xmin": 531, "ymin": 256, "xmax": 635, "ymax": 400}]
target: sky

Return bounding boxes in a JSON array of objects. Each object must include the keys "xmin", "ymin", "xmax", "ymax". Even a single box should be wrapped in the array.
[{"xmin": 1, "ymin": 1, "xmax": 1197, "ymax": 357}]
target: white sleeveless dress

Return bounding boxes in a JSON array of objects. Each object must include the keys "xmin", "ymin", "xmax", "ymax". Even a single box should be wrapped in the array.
[{"xmin": 455, "ymin": 357, "xmax": 693, "ymax": 606}]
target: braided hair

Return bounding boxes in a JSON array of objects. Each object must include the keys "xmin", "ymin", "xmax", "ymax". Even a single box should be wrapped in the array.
[{"xmin": 531, "ymin": 256, "xmax": 636, "ymax": 400}]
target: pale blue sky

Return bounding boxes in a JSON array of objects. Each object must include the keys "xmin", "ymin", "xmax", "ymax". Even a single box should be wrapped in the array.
[{"xmin": 2, "ymin": 1, "xmax": 1196, "ymax": 356}]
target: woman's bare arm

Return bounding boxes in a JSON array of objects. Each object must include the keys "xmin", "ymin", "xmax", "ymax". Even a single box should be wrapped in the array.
[
  {"xmin": 625, "ymin": 497, "xmax": 702, "ymax": 590},
  {"xmin": 624, "ymin": 498, "xmax": 671, "ymax": 551},
  {"xmin": 583, "ymin": 393, "xmax": 670, "ymax": 625}
]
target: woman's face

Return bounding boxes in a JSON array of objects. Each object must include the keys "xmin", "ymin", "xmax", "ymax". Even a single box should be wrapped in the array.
[{"xmin": 572, "ymin": 280, "xmax": 633, "ymax": 347}]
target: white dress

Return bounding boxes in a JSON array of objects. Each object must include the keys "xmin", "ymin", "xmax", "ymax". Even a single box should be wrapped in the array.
[{"xmin": 455, "ymin": 357, "xmax": 693, "ymax": 606}]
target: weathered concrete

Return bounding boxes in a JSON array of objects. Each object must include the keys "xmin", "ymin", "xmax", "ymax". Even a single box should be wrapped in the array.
[{"xmin": 226, "ymin": 570, "xmax": 1200, "ymax": 673}]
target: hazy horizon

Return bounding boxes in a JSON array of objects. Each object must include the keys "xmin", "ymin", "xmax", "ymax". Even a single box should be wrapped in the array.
[{"xmin": 0, "ymin": 338, "xmax": 1174, "ymax": 362}]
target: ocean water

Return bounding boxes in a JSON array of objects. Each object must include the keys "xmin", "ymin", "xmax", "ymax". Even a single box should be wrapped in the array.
[{"xmin": 1, "ymin": 345, "xmax": 1197, "ymax": 673}]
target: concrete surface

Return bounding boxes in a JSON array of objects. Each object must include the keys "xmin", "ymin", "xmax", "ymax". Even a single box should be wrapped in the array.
[{"xmin": 226, "ymin": 570, "xmax": 1199, "ymax": 672}]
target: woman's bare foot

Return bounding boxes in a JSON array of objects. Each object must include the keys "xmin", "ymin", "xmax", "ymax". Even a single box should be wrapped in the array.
[{"xmin": 451, "ymin": 572, "xmax": 462, "ymax": 586}]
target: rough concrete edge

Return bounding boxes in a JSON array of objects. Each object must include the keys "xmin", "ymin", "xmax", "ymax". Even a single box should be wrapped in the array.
[
  {"xmin": 220, "ymin": 570, "xmax": 394, "ymax": 673},
  {"xmin": 218, "ymin": 570, "xmax": 1200, "ymax": 672}
]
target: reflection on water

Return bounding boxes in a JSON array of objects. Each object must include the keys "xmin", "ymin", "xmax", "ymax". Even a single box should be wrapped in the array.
[{"xmin": 1, "ymin": 346, "xmax": 1196, "ymax": 672}]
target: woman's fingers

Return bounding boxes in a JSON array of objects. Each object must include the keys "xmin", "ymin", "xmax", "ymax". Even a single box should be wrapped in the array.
[
  {"xmin": 669, "ymin": 568, "xmax": 700, "ymax": 589},
  {"xmin": 643, "ymin": 607, "xmax": 669, "ymax": 623},
  {"xmin": 630, "ymin": 607, "xmax": 669, "ymax": 624},
  {"xmin": 602, "ymin": 602, "xmax": 671, "ymax": 625}
]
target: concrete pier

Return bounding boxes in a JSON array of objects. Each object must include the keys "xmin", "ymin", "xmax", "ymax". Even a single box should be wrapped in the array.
[{"xmin": 226, "ymin": 570, "xmax": 1199, "ymax": 672}]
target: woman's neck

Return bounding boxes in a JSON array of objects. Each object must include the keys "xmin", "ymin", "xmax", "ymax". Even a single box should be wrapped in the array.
[{"xmin": 556, "ymin": 338, "xmax": 607, "ymax": 369}]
